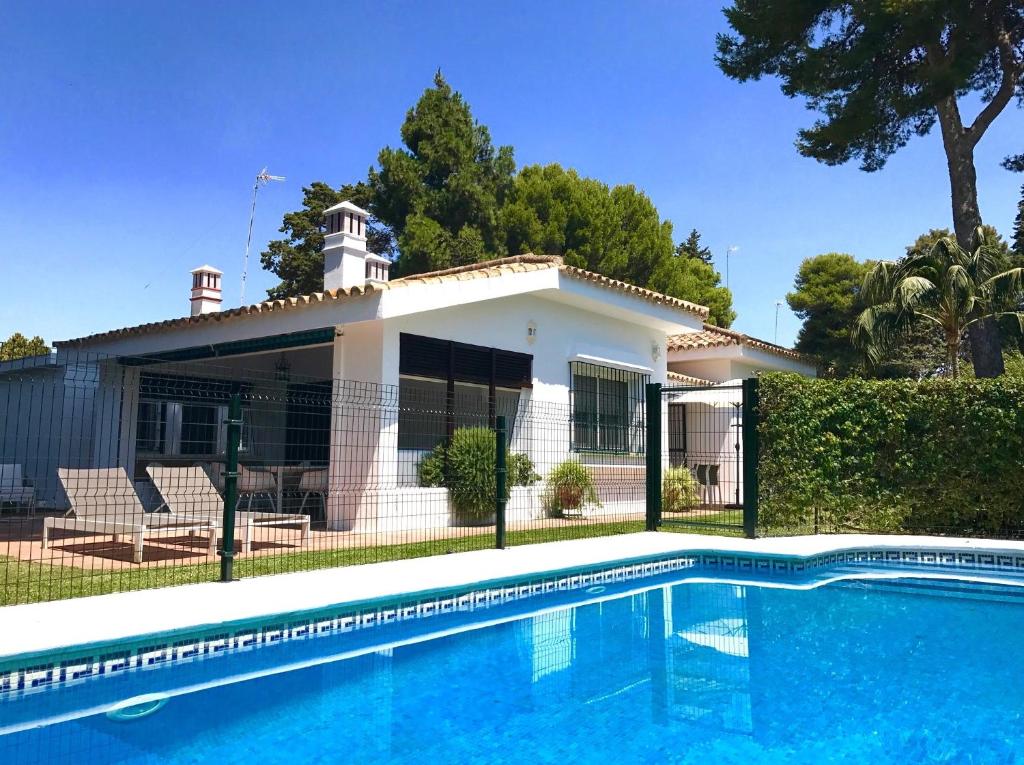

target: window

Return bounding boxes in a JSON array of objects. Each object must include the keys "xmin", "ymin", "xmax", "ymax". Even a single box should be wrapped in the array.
[
  {"xmin": 570, "ymin": 362, "xmax": 647, "ymax": 453},
  {"xmin": 285, "ymin": 381, "xmax": 331, "ymax": 464},
  {"xmin": 135, "ymin": 374, "xmax": 250, "ymax": 457},
  {"xmin": 397, "ymin": 377, "xmax": 447, "ymax": 451},
  {"xmin": 668, "ymin": 402, "xmax": 687, "ymax": 466},
  {"xmin": 397, "ymin": 334, "xmax": 532, "ymax": 450},
  {"xmin": 136, "ymin": 401, "xmax": 166, "ymax": 453},
  {"xmin": 180, "ymin": 404, "xmax": 220, "ymax": 455}
]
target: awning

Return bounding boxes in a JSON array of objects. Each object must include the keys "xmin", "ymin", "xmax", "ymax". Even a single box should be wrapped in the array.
[{"xmin": 667, "ymin": 379, "xmax": 744, "ymax": 407}]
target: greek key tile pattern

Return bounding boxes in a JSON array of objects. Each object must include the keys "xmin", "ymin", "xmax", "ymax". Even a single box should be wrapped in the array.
[{"xmin": 4, "ymin": 546, "xmax": 1024, "ymax": 698}]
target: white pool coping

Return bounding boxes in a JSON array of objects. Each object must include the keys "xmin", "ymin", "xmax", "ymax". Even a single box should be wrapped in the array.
[{"xmin": 4, "ymin": 532, "xmax": 1024, "ymax": 662}]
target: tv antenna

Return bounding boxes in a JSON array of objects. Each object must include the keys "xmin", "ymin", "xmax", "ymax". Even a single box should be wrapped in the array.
[
  {"xmin": 725, "ymin": 245, "xmax": 740, "ymax": 291},
  {"xmin": 241, "ymin": 167, "xmax": 285, "ymax": 305}
]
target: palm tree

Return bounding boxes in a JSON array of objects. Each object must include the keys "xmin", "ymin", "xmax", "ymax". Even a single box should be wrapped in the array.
[{"xmin": 853, "ymin": 227, "xmax": 1024, "ymax": 377}]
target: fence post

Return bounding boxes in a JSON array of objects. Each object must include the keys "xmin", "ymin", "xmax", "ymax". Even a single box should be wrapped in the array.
[
  {"xmin": 741, "ymin": 378, "xmax": 759, "ymax": 539},
  {"xmin": 645, "ymin": 382, "xmax": 662, "ymax": 531},
  {"xmin": 495, "ymin": 415, "xmax": 507, "ymax": 549},
  {"xmin": 220, "ymin": 392, "xmax": 242, "ymax": 582}
]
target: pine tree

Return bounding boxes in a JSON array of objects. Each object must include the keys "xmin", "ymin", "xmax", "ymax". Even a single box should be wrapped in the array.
[
  {"xmin": 0, "ymin": 333, "xmax": 49, "ymax": 361},
  {"xmin": 674, "ymin": 229, "xmax": 713, "ymax": 264},
  {"xmin": 369, "ymin": 71, "xmax": 515, "ymax": 276},
  {"xmin": 717, "ymin": 2, "xmax": 1024, "ymax": 376},
  {"xmin": 260, "ymin": 73, "xmax": 733, "ymax": 326}
]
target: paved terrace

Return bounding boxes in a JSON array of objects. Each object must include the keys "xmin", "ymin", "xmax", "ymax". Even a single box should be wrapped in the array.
[
  {"xmin": 4, "ymin": 532, "xmax": 1024, "ymax": 662},
  {"xmin": 1, "ymin": 508, "xmax": 739, "ymax": 568},
  {"xmin": 1, "ymin": 513, "xmax": 661, "ymax": 569}
]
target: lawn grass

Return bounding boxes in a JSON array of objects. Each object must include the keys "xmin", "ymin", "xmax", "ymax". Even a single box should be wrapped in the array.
[
  {"xmin": 660, "ymin": 508, "xmax": 745, "ymax": 531},
  {"xmin": 1, "ymin": 515, "xmax": 742, "ymax": 606}
]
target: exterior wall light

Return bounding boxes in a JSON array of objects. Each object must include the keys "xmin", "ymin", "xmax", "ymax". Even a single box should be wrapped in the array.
[{"xmin": 527, "ymin": 321, "xmax": 538, "ymax": 344}]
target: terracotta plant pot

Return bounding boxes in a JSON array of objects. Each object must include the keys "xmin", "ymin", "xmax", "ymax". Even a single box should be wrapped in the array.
[{"xmin": 556, "ymin": 484, "xmax": 584, "ymax": 512}]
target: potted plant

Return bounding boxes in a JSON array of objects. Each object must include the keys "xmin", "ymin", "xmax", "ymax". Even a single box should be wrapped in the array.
[
  {"xmin": 662, "ymin": 466, "xmax": 701, "ymax": 513},
  {"xmin": 419, "ymin": 427, "xmax": 536, "ymax": 525},
  {"xmin": 543, "ymin": 460, "xmax": 600, "ymax": 518}
]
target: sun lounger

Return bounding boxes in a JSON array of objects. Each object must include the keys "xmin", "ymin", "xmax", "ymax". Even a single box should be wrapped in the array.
[
  {"xmin": 47, "ymin": 468, "xmax": 216, "ymax": 563},
  {"xmin": 147, "ymin": 465, "xmax": 311, "ymax": 553}
]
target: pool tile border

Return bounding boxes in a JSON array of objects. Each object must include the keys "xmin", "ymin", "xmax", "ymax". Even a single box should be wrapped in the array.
[{"xmin": 4, "ymin": 545, "xmax": 1024, "ymax": 698}]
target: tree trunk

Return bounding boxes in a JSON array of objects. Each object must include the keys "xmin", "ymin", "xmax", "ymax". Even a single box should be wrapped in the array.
[
  {"xmin": 935, "ymin": 97, "xmax": 1005, "ymax": 378},
  {"xmin": 946, "ymin": 333, "xmax": 959, "ymax": 378}
]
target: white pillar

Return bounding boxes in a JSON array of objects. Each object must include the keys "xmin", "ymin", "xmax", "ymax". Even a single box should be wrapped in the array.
[{"xmin": 325, "ymin": 326, "xmax": 396, "ymax": 532}]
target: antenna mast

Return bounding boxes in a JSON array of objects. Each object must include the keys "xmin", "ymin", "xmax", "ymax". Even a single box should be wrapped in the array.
[{"xmin": 241, "ymin": 167, "xmax": 285, "ymax": 305}]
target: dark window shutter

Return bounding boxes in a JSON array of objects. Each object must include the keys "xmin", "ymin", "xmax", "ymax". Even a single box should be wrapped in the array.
[
  {"xmin": 399, "ymin": 334, "xmax": 449, "ymax": 379},
  {"xmin": 453, "ymin": 345, "xmax": 491, "ymax": 385},
  {"xmin": 400, "ymin": 333, "xmax": 533, "ymax": 388},
  {"xmin": 494, "ymin": 351, "xmax": 532, "ymax": 388}
]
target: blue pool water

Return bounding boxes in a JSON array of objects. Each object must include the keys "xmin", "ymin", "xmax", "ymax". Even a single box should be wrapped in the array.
[{"xmin": 3, "ymin": 574, "xmax": 1024, "ymax": 764}]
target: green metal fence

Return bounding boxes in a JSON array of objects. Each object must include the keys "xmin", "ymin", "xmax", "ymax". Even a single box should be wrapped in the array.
[
  {"xmin": 0, "ymin": 350, "xmax": 668, "ymax": 606},
  {"xmin": 646, "ymin": 380, "xmax": 757, "ymax": 538}
]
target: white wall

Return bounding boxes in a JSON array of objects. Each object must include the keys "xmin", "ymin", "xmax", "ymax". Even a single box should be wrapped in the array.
[
  {"xmin": 669, "ymin": 344, "xmax": 816, "ymax": 382},
  {"xmin": 669, "ymin": 358, "xmax": 734, "ymax": 383},
  {"xmin": 383, "ymin": 292, "xmax": 671, "ymax": 398},
  {"xmin": 327, "ymin": 325, "xmax": 395, "ymax": 530},
  {"xmin": 682, "ymin": 404, "xmax": 743, "ymax": 506}
]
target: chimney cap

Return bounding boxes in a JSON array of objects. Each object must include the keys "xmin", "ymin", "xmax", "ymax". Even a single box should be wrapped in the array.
[
  {"xmin": 323, "ymin": 200, "xmax": 370, "ymax": 217},
  {"xmin": 191, "ymin": 264, "xmax": 224, "ymax": 275}
]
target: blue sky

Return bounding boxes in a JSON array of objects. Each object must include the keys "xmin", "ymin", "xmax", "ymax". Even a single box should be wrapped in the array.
[{"xmin": 2, "ymin": 1, "xmax": 1022, "ymax": 348}]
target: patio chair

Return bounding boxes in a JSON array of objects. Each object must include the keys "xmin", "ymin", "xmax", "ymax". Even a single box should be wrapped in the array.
[
  {"xmin": 47, "ymin": 468, "xmax": 217, "ymax": 563},
  {"xmin": 237, "ymin": 464, "xmax": 278, "ymax": 512},
  {"xmin": 695, "ymin": 464, "xmax": 721, "ymax": 505},
  {"xmin": 0, "ymin": 463, "xmax": 36, "ymax": 514},
  {"xmin": 147, "ymin": 465, "xmax": 310, "ymax": 553},
  {"xmin": 295, "ymin": 468, "xmax": 328, "ymax": 517}
]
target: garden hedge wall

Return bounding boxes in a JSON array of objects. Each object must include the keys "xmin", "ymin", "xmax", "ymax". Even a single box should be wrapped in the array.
[{"xmin": 757, "ymin": 373, "xmax": 1024, "ymax": 537}]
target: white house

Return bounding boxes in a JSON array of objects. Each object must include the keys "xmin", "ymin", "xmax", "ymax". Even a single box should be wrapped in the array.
[
  {"xmin": 8, "ymin": 201, "xmax": 811, "ymax": 532},
  {"xmin": 45, "ymin": 203, "xmax": 709, "ymax": 529}
]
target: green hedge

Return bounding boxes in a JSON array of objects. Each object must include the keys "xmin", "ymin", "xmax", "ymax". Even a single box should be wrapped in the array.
[{"xmin": 758, "ymin": 373, "xmax": 1024, "ymax": 537}]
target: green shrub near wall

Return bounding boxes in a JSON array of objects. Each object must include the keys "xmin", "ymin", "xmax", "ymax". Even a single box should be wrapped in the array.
[
  {"xmin": 419, "ymin": 427, "xmax": 538, "ymax": 523},
  {"xmin": 758, "ymin": 374, "xmax": 1024, "ymax": 537}
]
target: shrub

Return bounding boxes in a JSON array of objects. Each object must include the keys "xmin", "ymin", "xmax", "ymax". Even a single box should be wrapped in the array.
[
  {"xmin": 509, "ymin": 452, "xmax": 540, "ymax": 486},
  {"xmin": 543, "ymin": 460, "xmax": 601, "ymax": 518},
  {"xmin": 417, "ymin": 427, "xmax": 536, "ymax": 523},
  {"xmin": 662, "ymin": 466, "xmax": 701, "ymax": 513},
  {"xmin": 418, "ymin": 450, "xmax": 445, "ymax": 488},
  {"xmin": 758, "ymin": 373, "xmax": 1024, "ymax": 537}
]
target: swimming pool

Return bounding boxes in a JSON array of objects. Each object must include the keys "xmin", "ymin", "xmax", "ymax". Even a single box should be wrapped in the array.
[{"xmin": 3, "ymin": 558, "xmax": 1024, "ymax": 764}]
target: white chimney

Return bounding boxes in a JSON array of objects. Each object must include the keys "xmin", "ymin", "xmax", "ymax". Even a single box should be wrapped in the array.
[
  {"xmin": 190, "ymin": 265, "xmax": 223, "ymax": 316},
  {"xmin": 322, "ymin": 200, "xmax": 389, "ymax": 291}
]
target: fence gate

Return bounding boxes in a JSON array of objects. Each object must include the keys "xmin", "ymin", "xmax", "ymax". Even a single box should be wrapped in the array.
[{"xmin": 645, "ymin": 379, "xmax": 758, "ymax": 538}]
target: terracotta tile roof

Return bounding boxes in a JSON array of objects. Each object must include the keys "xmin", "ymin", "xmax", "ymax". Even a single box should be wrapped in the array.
[
  {"xmin": 556, "ymin": 263, "xmax": 708, "ymax": 319},
  {"xmin": 666, "ymin": 371, "xmax": 715, "ymax": 386},
  {"xmin": 667, "ymin": 324, "xmax": 809, "ymax": 363},
  {"xmin": 57, "ymin": 255, "xmax": 708, "ymax": 346}
]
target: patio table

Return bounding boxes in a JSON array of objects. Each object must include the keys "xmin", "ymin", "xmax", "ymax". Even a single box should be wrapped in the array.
[{"xmin": 260, "ymin": 465, "xmax": 321, "ymax": 512}]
